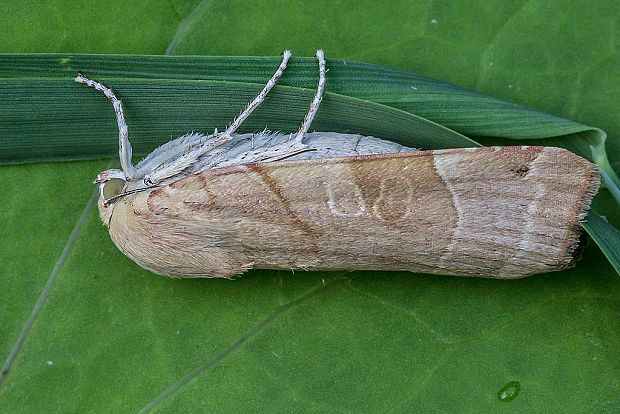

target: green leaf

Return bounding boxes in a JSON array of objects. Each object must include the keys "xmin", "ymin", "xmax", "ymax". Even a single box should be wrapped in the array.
[
  {"xmin": 582, "ymin": 210, "xmax": 620, "ymax": 276},
  {"xmin": 0, "ymin": 53, "xmax": 603, "ymax": 158},
  {"xmin": 0, "ymin": 53, "xmax": 601, "ymax": 146},
  {"xmin": 0, "ymin": 77, "xmax": 477, "ymax": 163},
  {"xmin": 1, "ymin": 1, "xmax": 619, "ymax": 413}
]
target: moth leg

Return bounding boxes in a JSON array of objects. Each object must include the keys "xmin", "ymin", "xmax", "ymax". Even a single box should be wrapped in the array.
[
  {"xmin": 223, "ymin": 50, "xmax": 292, "ymax": 137},
  {"xmin": 293, "ymin": 49, "xmax": 326, "ymax": 145},
  {"xmin": 142, "ymin": 133, "xmax": 231, "ymax": 185},
  {"xmin": 75, "ymin": 74, "xmax": 138, "ymax": 181}
]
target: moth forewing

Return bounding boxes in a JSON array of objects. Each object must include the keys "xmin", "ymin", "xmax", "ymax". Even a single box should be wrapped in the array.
[{"xmin": 105, "ymin": 146, "xmax": 599, "ymax": 279}]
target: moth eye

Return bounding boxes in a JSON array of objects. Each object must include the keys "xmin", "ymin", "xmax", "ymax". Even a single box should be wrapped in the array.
[{"xmin": 102, "ymin": 178, "xmax": 126, "ymax": 200}]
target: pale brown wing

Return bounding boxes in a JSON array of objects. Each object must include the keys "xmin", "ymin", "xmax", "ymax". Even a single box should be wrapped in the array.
[{"xmin": 108, "ymin": 146, "xmax": 599, "ymax": 278}]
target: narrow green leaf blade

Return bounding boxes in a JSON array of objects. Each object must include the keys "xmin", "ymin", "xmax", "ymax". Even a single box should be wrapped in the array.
[
  {"xmin": 0, "ymin": 53, "xmax": 602, "ymax": 154},
  {"xmin": 582, "ymin": 210, "xmax": 620, "ymax": 276},
  {"xmin": 0, "ymin": 53, "xmax": 595, "ymax": 142},
  {"xmin": 0, "ymin": 77, "xmax": 477, "ymax": 164}
]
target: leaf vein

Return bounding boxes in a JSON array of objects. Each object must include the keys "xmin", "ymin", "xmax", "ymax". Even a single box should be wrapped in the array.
[
  {"xmin": 165, "ymin": 0, "xmax": 213, "ymax": 56},
  {"xmin": 346, "ymin": 284, "xmax": 453, "ymax": 345},
  {"xmin": 0, "ymin": 177, "xmax": 105, "ymax": 388},
  {"xmin": 138, "ymin": 276, "xmax": 347, "ymax": 413},
  {"xmin": 474, "ymin": 0, "xmax": 535, "ymax": 90}
]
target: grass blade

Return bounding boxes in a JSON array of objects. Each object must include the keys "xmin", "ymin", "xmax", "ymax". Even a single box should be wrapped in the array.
[
  {"xmin": 0, "ymin": 53, "xmax": 604, "ymax": 149},
  {"xmin": 0, "ymin": 78, "xmax": 476, "ymax": 164},
  {"xmin": 582, "ymin": 211, "xmax": 620, "ymax": 276}
]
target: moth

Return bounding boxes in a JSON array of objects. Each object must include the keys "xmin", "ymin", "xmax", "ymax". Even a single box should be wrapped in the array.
[{"xmin": 77, "ymin": 50, "xmax": 600, "ymax": 279}]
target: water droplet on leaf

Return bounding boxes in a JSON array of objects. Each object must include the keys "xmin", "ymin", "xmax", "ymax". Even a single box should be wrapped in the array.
[{"xmin": 497, "ymin": 381, "xmax": 520, "ymax": 402}]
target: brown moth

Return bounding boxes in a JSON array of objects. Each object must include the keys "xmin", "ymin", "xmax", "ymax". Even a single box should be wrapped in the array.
[{"xmin": 77, "ymin": 50, "xmax": 600, "ymax": 279}]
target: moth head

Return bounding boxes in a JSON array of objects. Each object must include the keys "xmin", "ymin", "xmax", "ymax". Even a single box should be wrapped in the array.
[{"xmin": 93, "ymin": 169, "xmax": 127, "ymax": 226}]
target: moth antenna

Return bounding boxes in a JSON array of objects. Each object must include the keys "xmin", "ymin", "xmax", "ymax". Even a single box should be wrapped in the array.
[
  {"xmin": 294, "ymin": 49, "xmax": 326, "ymax": 145},
  {"xmin": 224, "ymin": 50, "xmax": 292, "ymax": 137},
  {"xmin": 75, "ymin": 74, "xmax": 138, "ymax": 181},
  {"xmin": 102, "ymin": 184, "xmax": 162, "ymax": 206}
]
